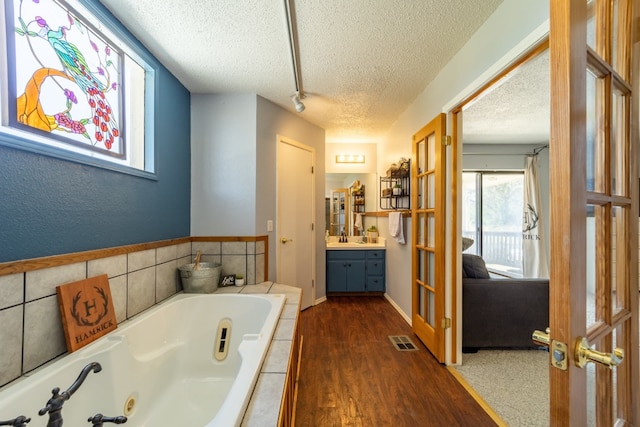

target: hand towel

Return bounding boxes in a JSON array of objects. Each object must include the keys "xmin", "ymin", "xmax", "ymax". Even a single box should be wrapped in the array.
[
  {"xmin": 354, "ymin": 213, "xmax": 363, "ymax": 230},
  {"xmin": 389, "ymin": 211, "xmax": 405, "ymax": 244}
]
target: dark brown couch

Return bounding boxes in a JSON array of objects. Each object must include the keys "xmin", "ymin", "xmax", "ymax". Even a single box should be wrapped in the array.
[{"xmin": 462, "ymin": 254, "xmax": 549, "ymax": 351}]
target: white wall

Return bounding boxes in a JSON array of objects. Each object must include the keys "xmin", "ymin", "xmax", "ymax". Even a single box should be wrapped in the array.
[
  {"xmin": 255, "ymin": 96, "xmax": 326, "ymax": 290},
  {"xmin": 191, "ymin": 94, "xmax": 258, "ymax": 236},
  {"xmin": 378, "ymin": 0, "xmax": 550, "ymax": 319},
  {"xmin": 191, "ymin": 94, "xmax": 326, "ymax": 294}
]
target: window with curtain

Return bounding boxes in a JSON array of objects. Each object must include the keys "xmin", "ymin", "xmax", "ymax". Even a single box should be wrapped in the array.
[{"xmin": 462, "ymin": 171, "xmax": 524, "ymax": 277}]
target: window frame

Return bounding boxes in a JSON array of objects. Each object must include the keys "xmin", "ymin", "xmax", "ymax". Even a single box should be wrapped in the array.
[
  {"xmin": 462, "ymin": 170, "xmax": 525, "ymax": 277},
  {"xmin": 0, "ymin": 0, "xmax": 159, "ymax": 180}
]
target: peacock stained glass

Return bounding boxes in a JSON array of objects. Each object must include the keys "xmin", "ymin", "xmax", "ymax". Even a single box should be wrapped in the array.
[{"xmin": 9, "ymin": 0, "xmax": 124, "ymax": 158}]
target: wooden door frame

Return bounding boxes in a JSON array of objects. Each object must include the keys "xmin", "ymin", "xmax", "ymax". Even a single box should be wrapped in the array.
[
  {"xmin": 448, "ymin": 39, "xmax": 550, "ymax": 365},
  {"xmin": 276, "ymin": 135, "xmax": 316, "ymax": 308}
]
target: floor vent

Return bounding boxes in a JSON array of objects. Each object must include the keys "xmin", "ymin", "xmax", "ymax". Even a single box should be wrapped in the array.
[{"xmin": 388, "ymin": 335, "xmax": 418, "ymax": 351}]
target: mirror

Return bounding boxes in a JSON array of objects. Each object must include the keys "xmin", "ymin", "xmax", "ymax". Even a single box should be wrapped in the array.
[{"xmin": 325, "ymin": 173, "xmax": 377, "ymax": 236}]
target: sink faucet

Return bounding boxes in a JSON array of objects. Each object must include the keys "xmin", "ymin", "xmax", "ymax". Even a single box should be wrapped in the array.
[
  {"xmin": 340, "ymin": 230, "xmax": 347, "ymax": 243},
  {"xmin": 87, "ymin": 414, "xmax": 127, "ymax": 426},
  {"xmin": 39, "ymin": 362, "xmax": 102, "ymax": 427},
  {"xmin": 0, "ymin": 416, "xmax": 30, "ymax": 426}
]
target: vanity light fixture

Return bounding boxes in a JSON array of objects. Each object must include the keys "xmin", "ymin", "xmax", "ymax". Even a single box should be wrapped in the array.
[{"xmin": 335, "ymin": 154, "xmax": 365, "ymax": 164}]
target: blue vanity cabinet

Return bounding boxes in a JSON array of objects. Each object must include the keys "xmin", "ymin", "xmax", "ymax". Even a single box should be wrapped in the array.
[
  {"xmin": 326, "ymin": 250, "xmax": 366, "ymax": 292},
  {"xmin": 365, "ymin": 250, "xmax": 385, "ymax": 292},
  {"xmin": 326, "ymin": 249, "xmax": 385, "ymax": 293}
]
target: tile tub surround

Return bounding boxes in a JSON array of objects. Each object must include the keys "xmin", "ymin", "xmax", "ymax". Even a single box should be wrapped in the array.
[
  {"xmin": 0, "ymin": 236, "xmax": 269, "ymax": 388},
  {"xmin": 214, "ymin": 282, "xmax": 301, "ymax": 427}
]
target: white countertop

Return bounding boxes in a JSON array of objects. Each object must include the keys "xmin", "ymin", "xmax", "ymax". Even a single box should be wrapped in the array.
[{"xmin": 325, "ymin": 238, "xmax": 386, "ymax": 250}]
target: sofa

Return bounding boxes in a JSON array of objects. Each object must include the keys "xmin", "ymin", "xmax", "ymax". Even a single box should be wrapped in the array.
[{"xmin": 462, "ymin": 254, "xmax": 549, "ymax": 352}]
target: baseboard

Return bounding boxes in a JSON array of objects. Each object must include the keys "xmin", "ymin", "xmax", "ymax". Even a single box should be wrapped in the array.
[
  {"xmin": 384, "ymin": 293, "xmax": 412, "ymax": 326},
  {"xmin": 447, "ymin": 366, "xmax": 508, "ymax": 427},
  {"xmin": 314, "ymin": 295, "xmax": 327, "ymax": 305}
]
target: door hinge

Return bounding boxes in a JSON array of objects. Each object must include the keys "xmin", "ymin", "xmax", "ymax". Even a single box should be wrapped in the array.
[
  {"xmin": 312, "ymin": 279, "xmax": 315, "ymax": 288},
  {"xmin": 311, "ymin": 166, "xmax": 314, "ymax": 173},
  {"xmin": 311, "ymin": 223, "xmax": 314, "ymax": 231},
  {"xmin": 442, "ymin": 135, "xmax": 452, "ymax": 146},
  {"xmin": 441, "ymin": 317, "xmax": 451, "ymax": 329}
]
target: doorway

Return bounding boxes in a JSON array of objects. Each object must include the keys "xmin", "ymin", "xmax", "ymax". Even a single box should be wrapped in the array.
[{"xmin": 277, "ymin": 135, "xmax": 315, "ymax": 310}]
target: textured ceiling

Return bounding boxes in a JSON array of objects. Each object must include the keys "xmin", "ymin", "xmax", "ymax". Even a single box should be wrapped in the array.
[
  {"xmin": 98, "ymin": 0, "xmax": 504, "ymax": 142},
  {"xmin": 463, "ymin": 49, "xmax": 550, "ymax": 144}
]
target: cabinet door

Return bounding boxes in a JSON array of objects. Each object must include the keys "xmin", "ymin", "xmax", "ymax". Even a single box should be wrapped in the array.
[
  {"xmin": 367, "ymin": 275, "xmax": 385, "ymax": 292},
  {"xmin": 345, "ymin": 260, "xmax": 366, "ymax": 292},
  {"xmin": 326, "ymin": 260, "xmax": 347, "ymax": 292}
]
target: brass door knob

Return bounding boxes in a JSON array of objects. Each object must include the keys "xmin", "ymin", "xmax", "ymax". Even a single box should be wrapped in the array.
[
  {"xmin": 281, "ymin": 237, "xmax": 293, "ymax": 244},
  {"xmin": 575, "ymin": 337, "xmax": 624, "ymax": 369}
]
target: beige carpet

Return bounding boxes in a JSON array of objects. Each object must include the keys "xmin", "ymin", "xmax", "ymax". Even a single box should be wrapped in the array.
[{"xmin": 453, "ymin": 349, "xmax": 549, "ymax": 426}]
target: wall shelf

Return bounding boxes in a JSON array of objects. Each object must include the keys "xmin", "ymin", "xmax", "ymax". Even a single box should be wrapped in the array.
[{"xmin": 379, "ymin": 160, "xmax": 410, "ymax": 210}]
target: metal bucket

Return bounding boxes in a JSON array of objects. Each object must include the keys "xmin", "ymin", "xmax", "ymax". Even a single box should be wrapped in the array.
[{"xmin": 178, "ymin": 262, "xmax": 222, "ymax": 293}]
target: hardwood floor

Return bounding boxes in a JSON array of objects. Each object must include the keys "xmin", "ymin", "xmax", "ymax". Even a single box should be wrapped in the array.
[{"xmin": 295, "ymin": 296, "xmax": 496, "ymax": 427}]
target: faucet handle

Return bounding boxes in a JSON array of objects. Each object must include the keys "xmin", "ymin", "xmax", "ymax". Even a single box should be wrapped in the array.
[
  {"xmin": 88, "ymin": 414, "xmax": 127, "ymax": 426},
  {"xmin": 0, "ymin": 416, "xmax": 31, "ymax": 426}
]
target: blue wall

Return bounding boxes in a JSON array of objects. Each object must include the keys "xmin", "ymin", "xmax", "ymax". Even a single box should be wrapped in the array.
[{"xmin": 0, "ymin": 2, "xmax": 191, "ymax": 263}]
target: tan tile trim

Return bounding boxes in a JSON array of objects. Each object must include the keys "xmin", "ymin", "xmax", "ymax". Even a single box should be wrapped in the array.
[{"xmin": 0, "ymin": 235, "xmax": 269, "ymax": 278}]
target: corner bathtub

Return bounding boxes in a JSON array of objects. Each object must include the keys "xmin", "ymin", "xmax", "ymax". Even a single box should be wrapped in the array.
[{"xmin": 0, "ymin": 293, "xmax": 286, "ymax": 427}]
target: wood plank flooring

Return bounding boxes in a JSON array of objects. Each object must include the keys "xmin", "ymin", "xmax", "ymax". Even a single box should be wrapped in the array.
[{"xmin": 295, "ymin": 296, "xmax": 496, "ymax": 427}]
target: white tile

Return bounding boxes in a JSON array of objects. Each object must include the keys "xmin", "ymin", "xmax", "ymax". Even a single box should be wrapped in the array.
[
  {"xmin": 222, "ymin": 241, "xmax": 247, "ymax": 255},
  {"xmin": 221, "ymin": 255, "xmax": 247, "ymax": 278},
  {"xmin": 127, "ymin": 267, "xmax": 155, "ymax": 317},
  {"xmin": 241, "ymin": 373, "xmax": 285, "ymax": 427},
  {"xmin": 156, "ymin": 245, "xmax": 178, "ymax": 264},
  {"xmin": 25, "ymin": 263, "xmax": 86, "ymax": 301},
  {"xmin": 23, "ymin": 296, "xmax": 66, "ymax": 372},
  {"xmin": 192, "ymin": 241, "xmax": 220, "ymax": 255},
  {"xmin": 156, "ymin": 260, "xmax": 178, "ymax": 302},
  {"xmin": 88, "ymin": 254, "xmax": 126, "ymax": 279},
  {"xmin": 269, "ymin": 283, "xmax": 302, "ymax": 302},
  {"xmin": 128, "ymin": 249, "xmax": 155, "ymax": 272},
  {"xmin": 240, "ymin": 283, "xmax": 271, "ymax": 294},
  {"xmin": 256, "ymin": 240, "xmax": 265, "ymax": 254},
  {"xmin": 273, "ymin": 319, "xmax": 295, "ymax": 341},
  {"xmin": 0, "ymin": 273, "xmax": 23, "ymax": 309},
  {"xmin": 280, "ymin": 303, "xmax": 299, "ymax": 319},
  {"xmin": 262, "ymin": 340, "xmax": 291, "ymax": 373},
  {"xmin": 109, "ymin": 275, "xmax": 127, "ymax": 324},
  {"xmin": 177, "ymin": 242, "xmax": 191, "ymax": 258},
  {"xmin": 255, "ymin": 254, "xmax": 265, "ymax": 283},
  {"xmin": 0, "ymin": 306, "xmax": 23, "ymax": 385}
]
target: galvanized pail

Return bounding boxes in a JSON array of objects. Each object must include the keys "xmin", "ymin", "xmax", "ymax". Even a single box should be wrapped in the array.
[{"xmin": 178, "ymin": 262, "xmax": 222, "ymax": 293}]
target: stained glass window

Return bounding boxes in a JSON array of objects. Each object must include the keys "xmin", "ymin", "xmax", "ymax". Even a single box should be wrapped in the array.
[{"xmin": 2, "ymin": 0, "xmax": 154, "ymax": 174}]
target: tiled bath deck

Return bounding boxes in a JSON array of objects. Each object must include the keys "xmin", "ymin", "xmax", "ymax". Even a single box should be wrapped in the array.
[{"xmin": 214, "ymin": 282, "xmax": 301, "ymax": 427}]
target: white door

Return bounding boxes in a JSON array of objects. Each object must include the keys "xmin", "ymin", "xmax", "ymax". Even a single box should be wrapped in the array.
[{"xmin": 277, "ymin": 136, "xmax": 315, "ymax": 309}]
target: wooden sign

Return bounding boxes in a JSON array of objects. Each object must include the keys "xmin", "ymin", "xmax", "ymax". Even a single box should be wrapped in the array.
[{"xmin": 56, "ymin": 274, "xmax": 117, "ymax": 352}]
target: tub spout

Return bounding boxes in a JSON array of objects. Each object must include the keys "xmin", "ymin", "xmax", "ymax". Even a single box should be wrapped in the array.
[
  {"xmin": 87, "ymin": 414, "xmax": 127, "ymax": 426},
  {"xmin": 38, "ymin": 362, "xmax": 102, "ymax": 427},
  {"xmin": 0, "ymin": 416, "xmax": 31, "ymax": 426}
]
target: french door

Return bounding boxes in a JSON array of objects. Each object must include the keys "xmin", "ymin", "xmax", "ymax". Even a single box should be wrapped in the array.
[
  {"xmin": 547, "ymin": 0, "xmax": 639, "ymax": 424},
  {"xmin": 412, "ymin": 113, "xmax": 446, "ymax": 362}
]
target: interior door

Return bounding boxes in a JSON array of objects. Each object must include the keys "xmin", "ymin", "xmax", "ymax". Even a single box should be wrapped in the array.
[
  {"xmin": 277, "ymin": 136, "xmax": 315, "ymax": 310},
  {"xmin": 412, "ymin": 113, "xmax": 446, "ymax": 362},
  {"xmin": 547, "ymin": 0, "xmax": 639, "ymax": 424}
]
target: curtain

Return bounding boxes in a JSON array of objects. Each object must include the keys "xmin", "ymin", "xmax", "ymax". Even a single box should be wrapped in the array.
[{"xmin": 522, "ymin": 155, "xmax": 549, "ymax": 278}]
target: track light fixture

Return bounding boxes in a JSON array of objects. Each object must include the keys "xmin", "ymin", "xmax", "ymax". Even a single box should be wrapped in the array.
[{"xmin": 292, "ymin": 92, "xmax": 305, "ymax": 113}]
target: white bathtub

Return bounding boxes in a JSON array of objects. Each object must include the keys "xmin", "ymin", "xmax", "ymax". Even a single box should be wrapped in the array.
[{"xmin": 0, "ymin": 293, "xmax": 286, "ymax": 427}]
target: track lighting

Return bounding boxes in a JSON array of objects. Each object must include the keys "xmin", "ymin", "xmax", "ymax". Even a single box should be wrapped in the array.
[{"xmin": 292, "ymin": 93, "xmax": 305, "ymax": 113}]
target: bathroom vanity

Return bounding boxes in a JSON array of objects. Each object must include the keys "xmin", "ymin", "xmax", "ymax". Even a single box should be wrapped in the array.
[{"xmin": 326, "ymin": 241, "xmax": 386, "ymax": 294}]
